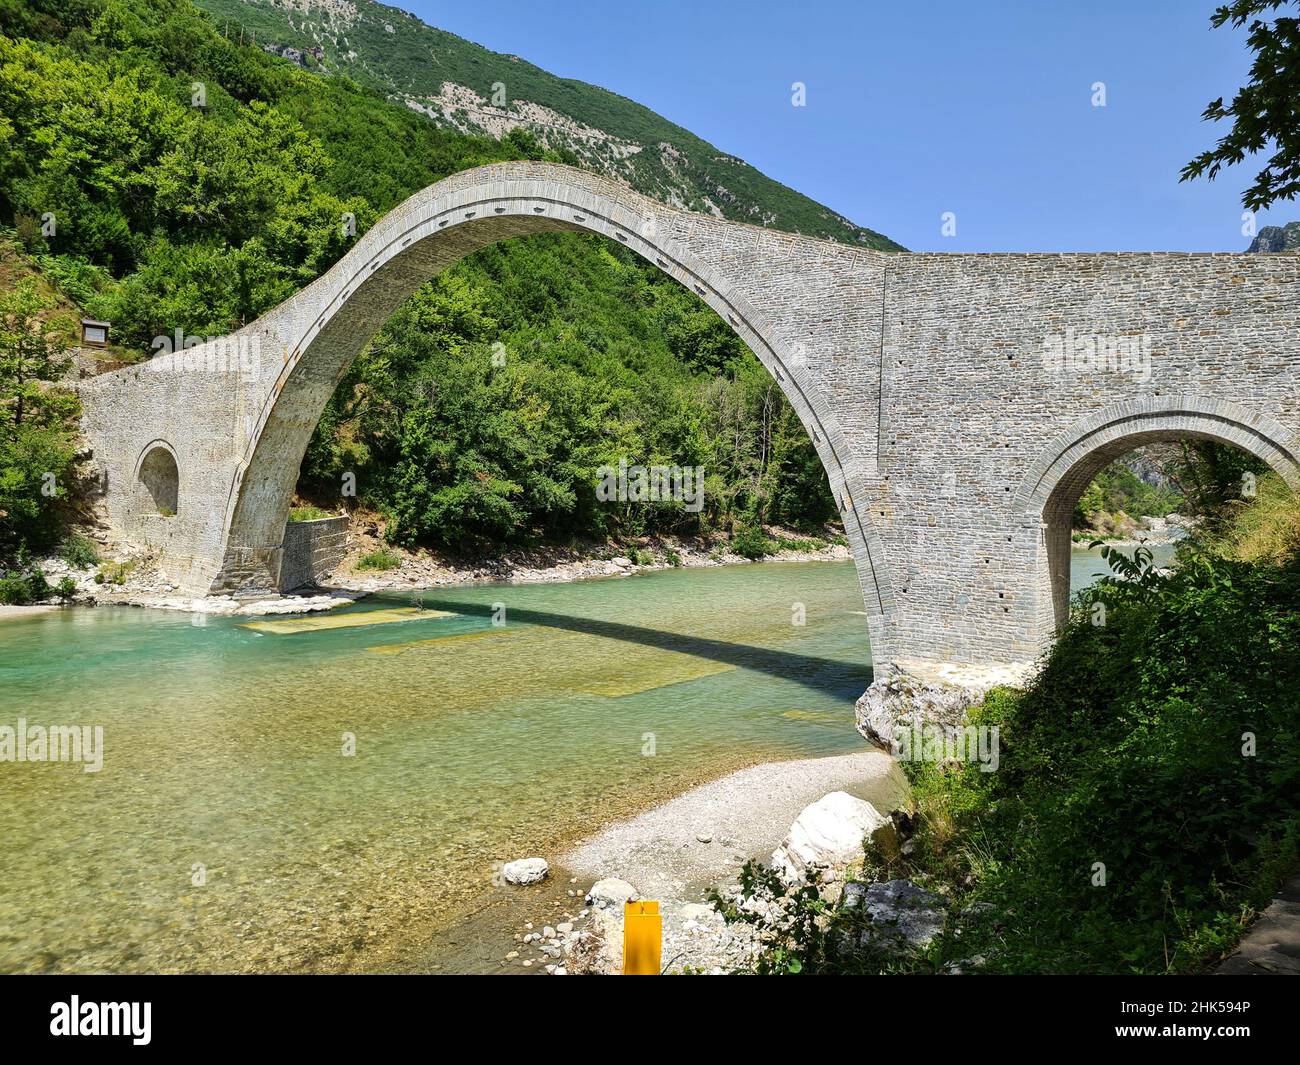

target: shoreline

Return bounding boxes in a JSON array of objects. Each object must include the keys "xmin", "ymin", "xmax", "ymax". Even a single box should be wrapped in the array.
[
  {"xmin": 561, "ymin": 748, "xmax": 908, "ymax": 899},
  {"xmin": 400, "ymin": 746, "xmax": 908, "ymax": 975},
  {"xmin": 25, "ymin": 520, "xmax": 1184, "ymax": 619},
  {"xmin": 332, "ymin": 538, "xmax": 851, "ymax": 596},
  {"xmin": 0, "ymin": 603, "xmax": 63, "ymax": 621},
  {"xmin": 35, "ymin": 534, "xmax": 854, "ymax": 616}
]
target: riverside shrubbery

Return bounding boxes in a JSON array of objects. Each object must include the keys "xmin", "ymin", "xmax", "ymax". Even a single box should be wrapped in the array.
[
  {"xmin": 733, "ymin": 521, "xmax": 1300, "ymax": 974},
  {"xmin": 928, "ymin": 543, "xmax": 1300, "ymax": 973}
]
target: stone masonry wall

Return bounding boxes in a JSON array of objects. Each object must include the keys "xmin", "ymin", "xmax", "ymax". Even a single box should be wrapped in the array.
[{"xmin": 278, "ymin": 516, "xmax": 349, "ymax": 591}]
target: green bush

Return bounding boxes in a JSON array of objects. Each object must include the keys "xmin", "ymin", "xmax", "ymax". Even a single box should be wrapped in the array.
[
  {"xmin": 356, "ymin": 547, "xmax": 400, "ymax": 572},
  {"xmin": 60, "ymin": 534, "xmax": 100, "ymax": 568},
  {"xmin": 0, "ymin": 566, "xmax": 50, "ymax": 605},
  {"xmin": 731, "ymin": 524, "xmax": 775, "ymax": 561},
  {"xmin": 0, "ymin": 575, "xmax": 34, "ymax": 605}
]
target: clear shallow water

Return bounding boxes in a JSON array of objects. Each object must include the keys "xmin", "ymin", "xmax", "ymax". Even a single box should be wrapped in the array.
[
  {"xmin": 1070, "ymin": 540, "xmax": 1177, "ymax": 591},
  {"xmin": 0, "ymin": 561, "xmax": 876, "ymax": 973},
  {"xmin": 0, "ymin": 548, "xmax": 1169, "ymax": 974}
]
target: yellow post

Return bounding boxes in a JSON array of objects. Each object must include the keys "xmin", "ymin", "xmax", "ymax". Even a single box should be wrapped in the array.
[{"xmin": 622, "ymin": 900, "xmax": 662, "ymax": 975}]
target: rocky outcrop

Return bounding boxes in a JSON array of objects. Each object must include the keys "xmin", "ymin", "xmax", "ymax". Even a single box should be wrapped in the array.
[
  {"xmin": 1247, "ymin": 221, "xmax": 1300, "ymax": 253},
  {"xmin": 855, "ymin": 662, "xmax": 1031, "ymax": 753},
  {"xmin": 843, "ymin": 878, "xmax": 946, "ymax": 949}
]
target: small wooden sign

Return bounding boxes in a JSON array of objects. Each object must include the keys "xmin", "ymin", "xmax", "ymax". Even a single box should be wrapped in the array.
[{"xmin": 80, "ymin": 319, "xmax": 110, "ymax": 347}]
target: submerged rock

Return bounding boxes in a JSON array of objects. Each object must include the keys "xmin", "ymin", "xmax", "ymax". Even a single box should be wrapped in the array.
[
  {"xmin": 502, "ymin": 857, "xmax": 549, "ymax": 885},
  {"xmin": 771, "ymin": 791, "xmax": 893, "ymax": 883}
]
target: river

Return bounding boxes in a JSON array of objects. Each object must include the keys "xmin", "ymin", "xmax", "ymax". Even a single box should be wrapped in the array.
[{"xmin": 0, "ymin": 544, "xmax": 1172, "ymax": 973}]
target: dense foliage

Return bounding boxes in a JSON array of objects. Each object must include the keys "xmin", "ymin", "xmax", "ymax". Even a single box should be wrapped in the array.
[
  {"xmin": 0, "ymin": 0, "xmax": 838, "ymax": 559},
  {"xmin": 300, "ymin": 233, "xmax": 836, "ymax": 550},
  {"xmin": 928, "ymin": 543, "xmax": 1300, "ymax": 973},
  {"xmin": 0, "ymin": 277, "xmax": 82, "ymax": 599},
  {"xmin": 1167, "ymin": 439, "xmax": 1270, "ymax": 536},
  {"xmin": 0, "ymin": 0, "xmax": 513, "ymax": 345},
  {"xmin": 1073, "ymin": 455, "xmax": 1183, "ymax": 528},
  {"xmin": 0, "ymin": 279, "xmax": 80, "ymax": 557}
]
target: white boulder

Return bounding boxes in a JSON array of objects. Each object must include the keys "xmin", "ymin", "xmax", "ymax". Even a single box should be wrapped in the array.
[
  {"xmin": 585, "ymin": 877, "xmax": 638, "ymax": 909},
  {"xmin": 771, "ymin": 791, "xmax": 893, "ymax": 883},
  {"xmin": 501, "ymin": 857, "xmax": 549, "ymax": 885}
]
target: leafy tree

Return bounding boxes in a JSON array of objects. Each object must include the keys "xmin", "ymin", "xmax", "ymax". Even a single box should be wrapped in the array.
[
  {"xmin": 1181, "ymin": 1, "xmax": 1300, "ymax": 210},
  {"xmin": 1168, "ymin": 439, "xmax": 1269, "ymax": 534},
  {"xmin": 0, "ymin": 0, "xmax": 842, "ymax": 558},
  {"xmin": 0, "ymin": 279, "xmax": 80, "ymax": 555}
]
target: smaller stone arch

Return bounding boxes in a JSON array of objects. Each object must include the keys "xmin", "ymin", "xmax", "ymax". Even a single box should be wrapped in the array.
[
  {"xmin": 135, "ymin": 440, "xmax": 180, "ymax": 517},
  {"xmin": 1013, "ymin": 397, "xmax": 1300, "ymax": 635}
]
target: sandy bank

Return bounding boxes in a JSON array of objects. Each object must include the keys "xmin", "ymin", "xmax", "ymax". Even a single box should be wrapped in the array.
[{"xmin": 0, "ymin": 604, "xmax": 63, "ymax": 621}]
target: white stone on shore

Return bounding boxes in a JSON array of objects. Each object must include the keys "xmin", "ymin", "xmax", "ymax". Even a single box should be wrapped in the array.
[
  {"xmin": 771, "ymin": 791, "xmax": 893, "ymax": 884},
  {"xmin": 585, "ymin": 877, "xmax": 638, "ymax": 909},
  {"xmin": 501, "ymin": 857, "xmax": 549, "ymax": 885}
]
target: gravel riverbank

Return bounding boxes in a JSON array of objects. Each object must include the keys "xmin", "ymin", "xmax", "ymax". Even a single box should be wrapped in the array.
[{"xmin": 476, "ymin": 748, "xmax": 910, "ymax": 975}]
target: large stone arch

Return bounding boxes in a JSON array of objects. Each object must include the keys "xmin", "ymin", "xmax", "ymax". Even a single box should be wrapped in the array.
[
  {"xmin": 209, "ymin": 163, "xmax": 894, "ymax": 652},
  {"xmin": 1013, "ymin": 396, "xmax": 1300, "ymax": 634}
]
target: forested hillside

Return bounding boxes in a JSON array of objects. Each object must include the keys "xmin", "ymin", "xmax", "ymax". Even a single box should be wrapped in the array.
[
  {"xmin": 195, "ymin": 0, "xmax": 902, "ymax": 250},
  {"xmin": 0, "ymin": 0, "xmax": 858, "ymax": 558}
]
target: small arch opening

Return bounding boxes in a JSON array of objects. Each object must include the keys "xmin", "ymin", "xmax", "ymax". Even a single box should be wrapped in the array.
[
  {"xmin": 138, "ymin": 445, "xmax": 179, "ymax": 516},
  {"xmin": 1044, "ymin": 436, "xmax": 1289, "ymax": 631}
]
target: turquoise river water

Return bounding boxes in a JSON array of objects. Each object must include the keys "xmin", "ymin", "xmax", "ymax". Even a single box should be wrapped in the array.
[{"xmin": 0, "ymin": 546, "xmax": 1165, "ymax": 973}]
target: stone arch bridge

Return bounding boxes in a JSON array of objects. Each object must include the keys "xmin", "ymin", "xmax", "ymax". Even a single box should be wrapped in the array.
[{"xmin": 79, "ymin": 162, "xmax": 1300, "ymax": 679}]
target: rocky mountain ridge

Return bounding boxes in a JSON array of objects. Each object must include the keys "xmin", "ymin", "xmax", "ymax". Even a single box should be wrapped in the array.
[{"xmin": 196, "ymin": 0, "xmax": 902, "ymax": 249}]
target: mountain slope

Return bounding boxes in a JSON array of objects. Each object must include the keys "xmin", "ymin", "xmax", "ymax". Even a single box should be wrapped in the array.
[
  {"xmin": 195, "ymin": 0, "xmax": 902, "ymax": 249},
  {"xmin": 1247, "ymin": 221, "xmax": 1300, "ymax": 252}
]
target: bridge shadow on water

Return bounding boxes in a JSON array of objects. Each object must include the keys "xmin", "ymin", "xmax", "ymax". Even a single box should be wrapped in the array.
[{"xmin": 410, "ymin": 597, "xmax": 875, "ymax": 701}]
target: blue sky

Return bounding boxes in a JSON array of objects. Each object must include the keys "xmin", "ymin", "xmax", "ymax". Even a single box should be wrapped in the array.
[{"xmin": 402, "ymin": 0, "xmax": 1293, "ymax": 252}]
